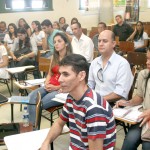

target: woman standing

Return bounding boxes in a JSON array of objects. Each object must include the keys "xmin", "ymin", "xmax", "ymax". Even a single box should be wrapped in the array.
[
  {"xmin": 127, "ymin": 21, "xmax": 148, "ymax": 52},
  {"xmin": 28, "ymin": 32, "xmax": 73, "ymax": 124},
  {"xmin": 31, "ymin": 21, "xmax": 47, "ymax": 50}
]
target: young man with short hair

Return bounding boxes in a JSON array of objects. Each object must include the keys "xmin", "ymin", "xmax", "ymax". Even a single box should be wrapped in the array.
[{"xmin": 40, "ymin": 54, "xmax": 116, "ymax": 150}]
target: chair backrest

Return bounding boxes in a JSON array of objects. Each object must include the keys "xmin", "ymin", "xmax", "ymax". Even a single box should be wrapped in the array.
[
  {"xmin": 39, "ymin": 57, "xmax": 51, "ymax": 73},
  {"xmin": 127, "ymin": 52, "xmax": 147, "ymax": 68},
  {"xmin": 119, "ymin": 41, "xmax": 134, "ymax": 52},
  {"xmin": 34, "ymin": 91, "xmax": 42, "ymax": 130}
]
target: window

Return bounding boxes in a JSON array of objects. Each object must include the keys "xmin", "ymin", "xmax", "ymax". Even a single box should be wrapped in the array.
[
  {"xmin": 0, "ymin": 0, "xmax": 53, "ymax": 13},
  {"xmin": 79, "ymin": 0, "xmax": 99, "ymax": 11}
]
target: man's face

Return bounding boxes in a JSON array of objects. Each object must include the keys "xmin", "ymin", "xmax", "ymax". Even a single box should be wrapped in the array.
[
  {"xmin": 0, "ymin": 23, "xmax": 6, "ymax": 32},
  {"xmin": 115, "ymin": 16, "xmax": 123, "ymax": 25},
  {"xmin": 98, "ymin": 24, "xmax": 106, "ymax": 34},
  {"xmin": 42, "ymin": 25, "xmax": 51, "ymax": 34},
  {"xmin": 59, "ymin": 65, "xmax": 81, "ymax": 94},
  {"xmin": 98, "ymin": 31, "xmax": 116, "ymax": 55},
  {"xmin": 71, "ymin": 24, "xmax": 82, "ymax": 37}
]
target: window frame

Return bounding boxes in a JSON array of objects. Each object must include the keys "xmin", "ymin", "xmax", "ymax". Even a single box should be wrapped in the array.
[{"xmin": 0, "ymin": 0, "xmax": 53, "ymax": 13}]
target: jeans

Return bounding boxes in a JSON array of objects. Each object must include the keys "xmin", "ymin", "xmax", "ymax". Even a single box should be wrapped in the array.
[
  {"xmin": 121, "ymin": 123, "xmax": 150, "ymax": 150},
  {"xmin": 28, "ymin": 86, "xmax": 62, "ymax": 124}
]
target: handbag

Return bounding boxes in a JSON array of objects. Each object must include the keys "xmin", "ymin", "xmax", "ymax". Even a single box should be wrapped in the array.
[
  {"xmin": 14, "ymin": 47, "xmax": 32, "ymax": 58},
  {"xmin": 141, "ymin": 120, "xmax": 150, "ymax": 142}
]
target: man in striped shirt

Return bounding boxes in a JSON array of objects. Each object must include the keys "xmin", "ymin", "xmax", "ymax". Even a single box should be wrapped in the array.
[{"xmin": 40, "ymin": 54, "xmax": 116, "ymax": 150}]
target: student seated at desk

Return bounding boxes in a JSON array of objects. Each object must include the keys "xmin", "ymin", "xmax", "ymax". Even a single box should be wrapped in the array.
[
  {"xmin": 127, "ymin": 21, "xmax": 149, "ymax": 53},
  {"xmin": 9, "ymin": 28, "xmax": 39, "ymax": 80},
  {"xmin": 115, "ymin": 48, "xmax": 150, "ymax": 150},
  {"xmin": 28, "ymin": 32, "xmax": 73, "ymax": 124},
  {"xmin": 40, "ymin": 54, "xmax": 116, "ymax": 150},
  {"xmin": 0, "ymin": 45, "xmax": 9, "ymax": 78}
]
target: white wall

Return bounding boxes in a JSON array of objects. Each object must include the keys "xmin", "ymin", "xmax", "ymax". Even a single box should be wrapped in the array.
[
  {"xmin": 0, "ymin": 0, "xmax": 150, "ymax": 30},
  {"xmin": 0, "ymin": 0, "xmax": 99, "ymax": 30}
]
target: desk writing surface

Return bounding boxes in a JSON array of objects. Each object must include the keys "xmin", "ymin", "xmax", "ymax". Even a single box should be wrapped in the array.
[
  {"xmin": 4, "ymin": 128, "xmax": 49, "ymax": 150},
  {"xmin": 6, "ymin": 65, "xmax": 35, "ymax": 74}
]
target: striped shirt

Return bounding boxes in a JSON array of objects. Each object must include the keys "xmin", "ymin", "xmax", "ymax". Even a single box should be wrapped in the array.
[{"xmin": 60, "ymin": 88, "xmax": 116, "ymax": 150}]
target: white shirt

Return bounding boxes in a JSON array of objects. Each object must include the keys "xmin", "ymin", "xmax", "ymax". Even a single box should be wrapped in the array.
[
  {"xmin": 134, "ymin": 32, "xmax": 148, "ymax": 49},
  {"xmin": 71, "ymin": 33, "xmax": 94, "ymax": 63},
  {"xmin": 88, "ymin": 52, "xmax": 133, "ymax": 99},
  {"xmin": 0, "ymin": 45, "xmax": 9, "ymax": 79},
  {"xmin": 31, "ymin": 31, "xmax": 45, "ymax": 43},
  {"xmin": 4, "ymin": 34, "xmax": 16, "ymax": 50}
]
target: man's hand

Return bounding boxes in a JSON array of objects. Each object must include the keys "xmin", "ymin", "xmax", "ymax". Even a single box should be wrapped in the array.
[
  {"xmin": 138, "ymin": 109, "xmax": 150, "ymax": 127},
  {"xmin": 114, "ymin": 99, "xmax": 130, "ymax": 108}
]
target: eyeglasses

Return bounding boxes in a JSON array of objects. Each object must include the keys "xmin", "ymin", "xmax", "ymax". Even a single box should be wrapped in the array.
[{"xmin": 97, "ymin": 68, "xmax": 103, "ymax": 82}]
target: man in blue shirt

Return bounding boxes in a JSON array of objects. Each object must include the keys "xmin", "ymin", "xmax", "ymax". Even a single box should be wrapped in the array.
[
  {"xmin": 88, "ymin": 30, "xmax": 133, "ymax": 106},
  {"xmin": 41, "ymin": 19, "xmax": 61, "ymax": 58}
]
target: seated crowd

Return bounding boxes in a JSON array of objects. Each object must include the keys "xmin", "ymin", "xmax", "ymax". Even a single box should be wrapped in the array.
[{"xmin": 0, "ymin": 15, "xmax": 150, "ymax": 150}]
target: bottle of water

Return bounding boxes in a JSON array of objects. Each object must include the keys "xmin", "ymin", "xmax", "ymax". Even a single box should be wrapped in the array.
[{"xmin": 22, "ymin": 106, "xmax": 29, "ymax": 127}]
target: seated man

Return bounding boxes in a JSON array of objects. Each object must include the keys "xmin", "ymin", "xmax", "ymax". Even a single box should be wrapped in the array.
[
  {"xmin": 0, "ymin": 45, "xmax": 9, "ymax": 79},
  {"xmin": 88, "ymin": 30, "xmax": 133, "ymax": 106},
  {"xmin": 92, "ymin": 22, "xmax": 106, "ymax": 51},
  {"xmin": 40, "ymin": 54, "xmax": 116, "ymax": 150},
  {"xmin": 71, "ymin": 22, "xmax": 94, "ymax": 63}
]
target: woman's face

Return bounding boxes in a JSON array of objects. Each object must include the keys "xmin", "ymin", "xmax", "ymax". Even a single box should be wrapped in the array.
[
  {"xmin": 54, "ymin": 35, "xmax": 66, "ymax": 52},
  {"xmin": 9, "ymin": 26, "xmax": 14, "ymax": 33},
  {"xmin": 53, "ymin": 22, "xmax": 59, "ymax": 29},
  {"xmin": 60, "ymin": 18, "xmax": 65, "ymax": 24},
  {"xmin": 31, "ymin": 22, "xmax": 37, "ymax": 30},
  {"xmin": 136, "ymin": 22, "xmax": 143, "ymax": 31},
  {"xmin": 19, "ymin": 19, "xmax": 25, "ymax": 27},
  {"xmin": 17, "ymin": 33, "xmax": 26, "ymax": 41},
  {"xmin": 146, "ymin": 51, "xmax": 150, "ymax": 71}
]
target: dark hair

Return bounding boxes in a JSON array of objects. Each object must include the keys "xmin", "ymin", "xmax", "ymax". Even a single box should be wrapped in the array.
[
  {"xmin": 134, "ymin": 21, "xmax": 144, "ymax": 41},
  {"xmin": 0, "ymin": 21, "xmax": 6, "ymax": 27},
  {"xmin": 8, "ymin": 23, "xmax": 17, "ymax": 39},
  {"xmin": 53, "ymin": 21, "xmax": 60, "ymax": 30},
  {"xmin": 144, "ymin": 48, "xmax": 150, "ymax": 97},
  {"xmin": 115, "ymin": 15, "xmax": 122, "ymax": 19},
  {"xmin": 31, "ymin": 21, "xmax": 42, "ymax": 36},
  {"xmin": 52, "ymin": 32, "xmax": 73, "ymax": 67},
  {"xmin": 41, "ymin": 19, "xmax": 52, "ymax": 27},
  {"xmin": 59, "ymin": 54, "xmax": 89, "ymax": 83},
  {"xmin": 98, "ymin": 22, "xmax": 107, "ymax": 28},
  {"xmin": 18, "ymin": 18, "xmax": 30, "ymax": 30},
  {"xmin": 61, "ymin": 24, "xmax": 69, "ymax": 32},
  {"xmin": 17, "ymin": 28, "xmax": 30, "ymax": 49},
  {"xmin": 59, "ymin": 17, "xmax": 66, "ymax": 24},
  {"xmin": 71, "ymin": 22, "xmax": 81, "ymax": 28},
  {"xmin": 71, "ymin": 17, "xmax": 78, "ymax": 25}
]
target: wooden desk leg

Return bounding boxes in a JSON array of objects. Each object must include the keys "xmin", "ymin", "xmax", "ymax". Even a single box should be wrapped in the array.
[{"xmin": 11, "ymin": 104, "xmax": 14, "ymax": 123}]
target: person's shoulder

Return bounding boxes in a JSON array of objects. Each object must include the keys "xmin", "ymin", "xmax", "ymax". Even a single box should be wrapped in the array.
[
  {"xmin": 139, "ymin": 69, "xmax": 149, "ymax": 78},
  {"xmin": 91, "ymin": 56, "xmax": 100, "ymax": 65},
  {"xmin": 112, "ymin": 53, "xmax": 128, "ymax": 63}
]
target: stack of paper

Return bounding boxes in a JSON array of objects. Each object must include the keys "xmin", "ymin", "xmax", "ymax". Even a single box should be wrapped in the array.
[{"xmin": 113, "ymin": 105, "xmax": 143, "ymax": 122}]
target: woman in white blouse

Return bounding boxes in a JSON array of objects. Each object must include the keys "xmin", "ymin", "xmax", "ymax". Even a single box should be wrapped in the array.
[
  {"xmin": 31, "ymin": 20, "xmax": 47, "ymax": 50},
  {"xmin": 4, "ymin": 23, "xmax": 17, "ymax": 52},
  {"xmin": 0, "ymin": 45, "xmax": 9, "ymax": 79},
  {"xmin": 127, "ymin": 21, "xmax": 148, "ymax": 53}
]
